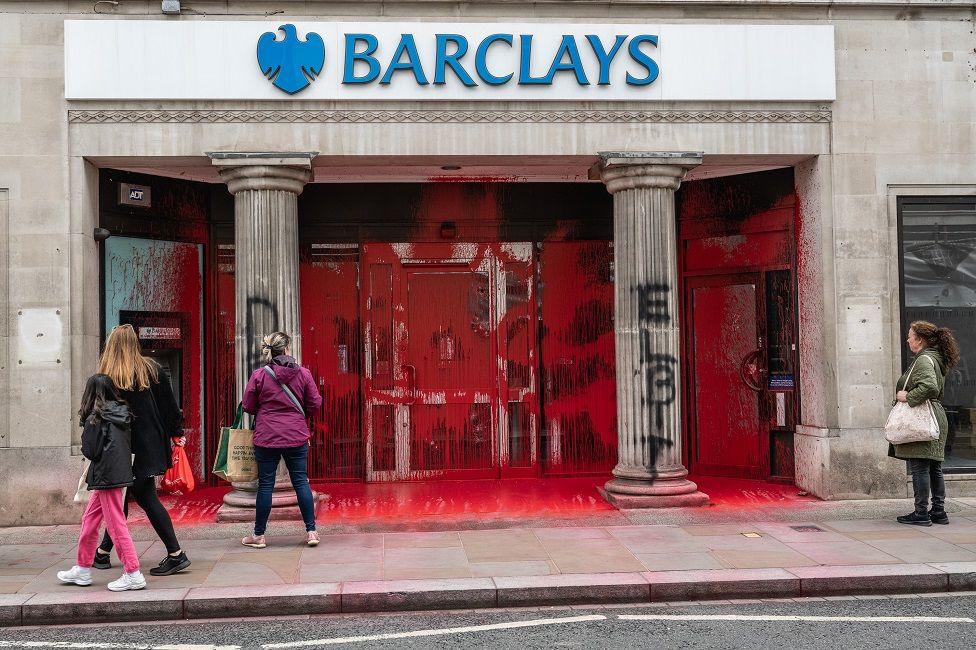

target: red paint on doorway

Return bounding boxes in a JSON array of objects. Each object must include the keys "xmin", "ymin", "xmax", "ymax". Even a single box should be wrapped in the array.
[
  {"xmin": 300, "ymin": 247, "xmax": 363, "ymax": 481},
  {"xmin": 538, "ymin": 241, "xmax": 617, "ymax": 476}
]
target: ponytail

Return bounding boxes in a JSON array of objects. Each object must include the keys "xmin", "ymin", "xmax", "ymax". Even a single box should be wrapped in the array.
[
  {"xmin": 910, "ymin": 321, "xmax": 961, "ymax": 369},
  {"xmin": 261, "ymin": 331, "xmax": 291, "ymax": 364}
]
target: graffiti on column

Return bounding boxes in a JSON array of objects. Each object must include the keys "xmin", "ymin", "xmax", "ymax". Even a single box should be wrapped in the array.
[
  {"xmin": 635, "ymin": 283, "xmax": 677, "ymax": 463},
  {"xmin": 245, "ymin": 296, "xmax": 279, "ymax": 373}
]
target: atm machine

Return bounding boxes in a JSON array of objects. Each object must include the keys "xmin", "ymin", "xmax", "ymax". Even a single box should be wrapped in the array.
[{"xmin": 118, "ymin": 310, "xmax": 188, "ymax": 410}]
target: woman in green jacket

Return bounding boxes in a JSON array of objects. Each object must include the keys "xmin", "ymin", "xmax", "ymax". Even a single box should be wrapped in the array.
[{"xmin": 890, "ymin": 320, "xmax": 960, "ymax": 526}]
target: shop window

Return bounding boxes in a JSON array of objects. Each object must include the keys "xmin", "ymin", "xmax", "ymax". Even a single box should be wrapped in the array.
[{"xmin": 898, "ymin": 197, "xmax": 976, "ymax": 470}]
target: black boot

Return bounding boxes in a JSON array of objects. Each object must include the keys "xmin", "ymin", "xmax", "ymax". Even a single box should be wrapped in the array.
[
  {"xmin": 928, "ymin": 509, "xmax": 950, "ymax": 525},
  {"xmin": 149, "ymin": 551, "xmax": 191, "ymax": 576},
  {"xmin": 897, "ymin": 511, "xmax": 933, "ymax": 527},
  {"xmin": 92, "ymin": 549, "xmax": 112, "ymax": 570}
]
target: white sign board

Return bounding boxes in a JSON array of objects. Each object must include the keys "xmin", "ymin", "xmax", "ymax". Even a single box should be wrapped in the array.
[{"xmin": 64, "ymin": 21, "xmax": 835, "ymax": 102}]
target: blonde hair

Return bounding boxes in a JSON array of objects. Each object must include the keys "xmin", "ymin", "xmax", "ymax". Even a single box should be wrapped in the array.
[
  {"xmin": 99, "ymin": 324, "xmax": 158, "ymax": 391},
  {"xmin": 261, "ymin": 331, "xmax": 291, "ymax": 364}
]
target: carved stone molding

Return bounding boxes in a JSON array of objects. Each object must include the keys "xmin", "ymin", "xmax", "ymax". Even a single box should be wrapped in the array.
[{"xmin": 68, "ymin": 109, "xmax": 831, "ymax": 125}]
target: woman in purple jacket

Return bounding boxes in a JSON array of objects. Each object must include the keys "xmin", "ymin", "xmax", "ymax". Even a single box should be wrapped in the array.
[{"xmin": 241, "ymin": 331, "xmax": 323, "ymax": 549}]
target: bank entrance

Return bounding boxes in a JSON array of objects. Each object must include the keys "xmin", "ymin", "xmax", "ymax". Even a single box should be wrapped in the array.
[
  {"xmin": 679, "ymin": 169, "xmax": 799, "ymax": 482},
  {"xmin": 98, "ymin": 166, "xmax": 802, "ymax": 491}
]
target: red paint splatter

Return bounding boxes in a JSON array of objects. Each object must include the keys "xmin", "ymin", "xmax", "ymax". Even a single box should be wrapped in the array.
[{"xmin": 539, "ymin": 242, "xmax": 617, "ymax": 476}]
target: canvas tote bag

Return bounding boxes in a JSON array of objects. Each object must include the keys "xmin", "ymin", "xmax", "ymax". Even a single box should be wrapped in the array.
[
  {"xmin": 213, "ymin": 403, "xmax": 257, "ymax": 483},
  {"xmin": 884, "ymin": 356, "xmax": 940, "ymax": 445}
]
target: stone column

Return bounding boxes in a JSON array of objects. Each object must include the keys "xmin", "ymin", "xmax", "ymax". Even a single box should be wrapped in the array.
[
  {"xmin": 595, "ymin": 152, "xmax": 709, "ymax": 508},
  {"xmin": 209, "ymin": 152, "xmax": 316, "ymax": 522}
]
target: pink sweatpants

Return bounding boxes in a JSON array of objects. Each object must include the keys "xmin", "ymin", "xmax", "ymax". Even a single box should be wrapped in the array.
[{"xmin": 77, "ymin": 488, "xmax": 140, "ymax": 573}]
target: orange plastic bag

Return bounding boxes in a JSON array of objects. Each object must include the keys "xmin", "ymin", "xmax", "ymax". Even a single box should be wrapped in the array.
[{"xmin": 162, "ymin": 446, "xmax": 196, "ymax": 495}]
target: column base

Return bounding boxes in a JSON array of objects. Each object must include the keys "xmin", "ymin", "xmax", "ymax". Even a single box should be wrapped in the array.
[
  {"xmin": 215, "ymin": 488, "xmax": 316, "ymax": 523},
  {"xmin": 601, "ymin": 477, "xmax": 710, "ymax": 509}
]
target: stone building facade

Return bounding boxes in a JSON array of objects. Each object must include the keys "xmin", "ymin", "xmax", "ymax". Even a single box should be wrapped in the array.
[{"xmin": 1, "ymin": 0, "xmax": 974, "ymax": 525}]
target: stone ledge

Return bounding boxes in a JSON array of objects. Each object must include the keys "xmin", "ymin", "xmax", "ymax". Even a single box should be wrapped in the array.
[
  {"xmin": 20, "ymin": 587, "xmax": 188, "ymax": 625},
  {"xmin": 340, "ymin": 577, "xmax": 496, "ymax": 613},
  {"xmin": 184, "ymin": 583, "xmax": 340, "ymax": 619},
  {"xmin": 788, "ymin": 564, "xmax": 949, "ymax": 595},
  {"xmin": 494, "ymin": 573, "xmax": 649, "ymax": 606},
  {"xmin": 0, "ymin": 595, "xmax": 31, "ymax": 626},
  {"xmin": 6, "ymin": 566, "xmax": 976, "ymax": 627},
  {"xmin": 644, "ymin": 568, "xmax": 800, "ymax": 601}
]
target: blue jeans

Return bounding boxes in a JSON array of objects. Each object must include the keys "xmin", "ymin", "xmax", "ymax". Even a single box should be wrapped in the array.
[{"xmin": 253, "ymin": 443, "xmax": 316, "ymax": 536}]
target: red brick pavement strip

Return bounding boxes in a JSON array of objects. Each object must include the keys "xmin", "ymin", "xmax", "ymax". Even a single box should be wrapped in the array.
[{"xmin": 1, "ymin": 566, "xmax": 973, "ymax": 626}]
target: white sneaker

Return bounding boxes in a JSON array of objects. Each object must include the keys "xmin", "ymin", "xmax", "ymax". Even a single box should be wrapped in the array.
[
  {"xmin": 57, "ymin": 565, "xmax": 93, "ymax": 587},
  {"xmin": 107, "ymin": 570, "xmax": 146, "ymax": 592}
]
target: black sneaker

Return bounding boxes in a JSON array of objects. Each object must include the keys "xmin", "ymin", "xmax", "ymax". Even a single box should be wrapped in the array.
[
  {"xmin": 896, "ymin": 511, "xmax": 933, "ymax": 527},
  {"xmin": 92, "ymin": 551, "xmax": 112, "ymax": 570},
  {"xmin": 929, "ymin": 509, "xmax": 950, "ymax": 525},
  {"xmin": 149, "ymin": 552, "xmax": 191, "ymax": 576}
]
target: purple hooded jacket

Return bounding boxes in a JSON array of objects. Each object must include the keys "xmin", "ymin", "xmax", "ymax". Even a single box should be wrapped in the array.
[{"xmin": 242, "ymin": 355, "xmax": 323, "ymax": 448}]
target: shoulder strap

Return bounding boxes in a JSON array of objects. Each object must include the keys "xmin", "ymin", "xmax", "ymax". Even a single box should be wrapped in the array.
[
  {"xmin": 262, "ymin": 366, "xmax": 306, "ymax": 417},
  {"xmin": 902, "ymin": 357, "xmax": 920, "ymax": 388}
]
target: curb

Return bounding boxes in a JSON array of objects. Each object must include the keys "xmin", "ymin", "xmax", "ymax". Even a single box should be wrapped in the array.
[{"xmin": 3, "ymin": 563, "xmax": 976, "ymax": 626}]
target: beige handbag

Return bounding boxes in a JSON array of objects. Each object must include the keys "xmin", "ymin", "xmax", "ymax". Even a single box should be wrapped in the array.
[
  {"xmin": 73, "ymin": 459, "xmax": 92, "ymax": 504},
  {"xmin": 884, "ymin": 356, "xmax": 940, "ymax": 444}
]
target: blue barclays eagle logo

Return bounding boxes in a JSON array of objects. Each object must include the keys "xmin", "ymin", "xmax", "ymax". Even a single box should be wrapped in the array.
[{"xmin": 256, "ymin": 24, "xmax": 325, "ymax": 95}]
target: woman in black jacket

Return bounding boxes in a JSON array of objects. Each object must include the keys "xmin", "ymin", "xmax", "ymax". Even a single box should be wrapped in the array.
[
  {"xmin": 58, "ymin": 374, "xmax": 145, "ymax": 591},
  {"xmin": 94, "ymin": 324, "xmax": 191, "ymax": 577}
]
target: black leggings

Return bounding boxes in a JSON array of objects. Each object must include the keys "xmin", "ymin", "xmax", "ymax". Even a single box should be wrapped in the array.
[{"xmin": 100, "ymin": 476, "xmax": 181, "ymax": 555}]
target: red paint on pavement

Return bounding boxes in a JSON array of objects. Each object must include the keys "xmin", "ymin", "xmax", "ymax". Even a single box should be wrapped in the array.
[
  {"xmin": 130, "ymin": 477, "xmax": 815, "ymax": 531},
  {"xmin": 691, "ymin": 475, "xmax": 815, "ymax": 509}
]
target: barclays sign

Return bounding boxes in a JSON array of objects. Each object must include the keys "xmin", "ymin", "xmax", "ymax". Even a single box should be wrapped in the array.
[
  {"xmin": 65, "ymin": 21, "xmax": 836, "ymax": 102},
  {"xmin": 256, "ymin": 24, "xmax": 662, "ymax": 95}
]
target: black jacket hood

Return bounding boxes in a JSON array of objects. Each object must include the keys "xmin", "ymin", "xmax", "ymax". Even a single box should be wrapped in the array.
[{"xmin": 98, "ymin": 400, "xmax": 132, "ymax": 427}]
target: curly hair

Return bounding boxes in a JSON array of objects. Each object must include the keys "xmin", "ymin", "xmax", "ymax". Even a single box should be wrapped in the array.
[{"xmin": 910, "ymin": 320, "xmax": 961, "ymax": 369}]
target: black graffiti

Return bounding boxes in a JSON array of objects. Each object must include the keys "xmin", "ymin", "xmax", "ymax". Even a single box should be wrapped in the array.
[
  {"xmin": 636, "ymin": 283, "xmax": 671, "ymax": 324},
  {"xmin": 246, "ymin": 296, "xmax": 279, "ymax": 372},
  {"xmin": 643, "ymin": 352, "xmax": 677, "ymax": 431},
  {"xmin": 633, "ymin": 282, "xmax": 677, "ymax": 431}
]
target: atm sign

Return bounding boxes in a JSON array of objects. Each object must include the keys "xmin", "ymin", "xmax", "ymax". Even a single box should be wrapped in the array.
[{"xmin": 139, "ymin": 326, "xmax": 181, "ymax": 340}]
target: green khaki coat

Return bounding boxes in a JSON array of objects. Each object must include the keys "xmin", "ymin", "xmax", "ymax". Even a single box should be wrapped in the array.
[{"xmin": 888, "ymin": 348, "xmax": 949, "ymax": 462}]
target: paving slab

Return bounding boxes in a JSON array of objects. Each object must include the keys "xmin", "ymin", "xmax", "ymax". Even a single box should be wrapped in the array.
[
  {"xmin": 784, "ymin": 540, "xmax": 902, "ymax": 566},
  {"xmin": 468, "ymin": 560, "xmax": 557, "ymax": 578},
  {"xmin": 636, "ymin": 552, "xmax": 728, "ymax": 571},
  {"xmin": 643, "ymin": 568, "xmax": 800, "ymax": 601},
  {"xmin": 861, "ymin": 537, "xmax": 976, "ymax": 563},
  {"xmin": 460, "ymin": 529, "xmax": 550, "ymax": 562},
  {"xmin": 606, "ymin": 526, "xmax": 709, "ymax": 554},
  {"xmin": 712, "ymin": 547, "xmax": 819, "ymax": 569},
  {"xmin": 532, "ymin": 527, "xmax": 613, "ymax": 540},
  {"xmin": 788, "ymin": 563, "xmax": 948, "ymax": 595},
  {"xmin": 539, "ymin": 537, "xmax": 645, "ymax": 574},
  {"xmin": 751, "ymin": 522, "xmax": 851, "ymax": 543},
  {"xmin": 184, "ymin": 582, "xmax": 340, "ymax": 619},
  {"xmin": 300, "ymin": 562, "xmax": 383, "ymax": 583},
  {"xmin": 21, "ymin": 587, "xmax": 188, "ymax": 624},
  {"xmin": 822, "ymin": 519, "xmax": 907, "ymax": 533},
  {"xmin": 494, "ymin": 572, "xmax": 648, "ymax": 606},
  {"xmin": 340, "ymin": 577, "xmax": 496, "ymax": 612},
  {"xmin": 383, "ymin": 532, "xmax": 461, "ymax": 548}
]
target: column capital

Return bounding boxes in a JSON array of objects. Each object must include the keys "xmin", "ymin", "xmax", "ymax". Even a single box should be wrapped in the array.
[
  {"xmin": 207, "ymin": 151, "xmax": 317, "ymax": 195},
  {"xmin": 591, "ymin": 151, "xmax": 703, "ymax": 194}
]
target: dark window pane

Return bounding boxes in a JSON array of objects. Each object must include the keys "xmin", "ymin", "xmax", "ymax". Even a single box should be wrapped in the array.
[{"xmin": 899, "ymin": 198, "xmax": 976, "ymax": 469}]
